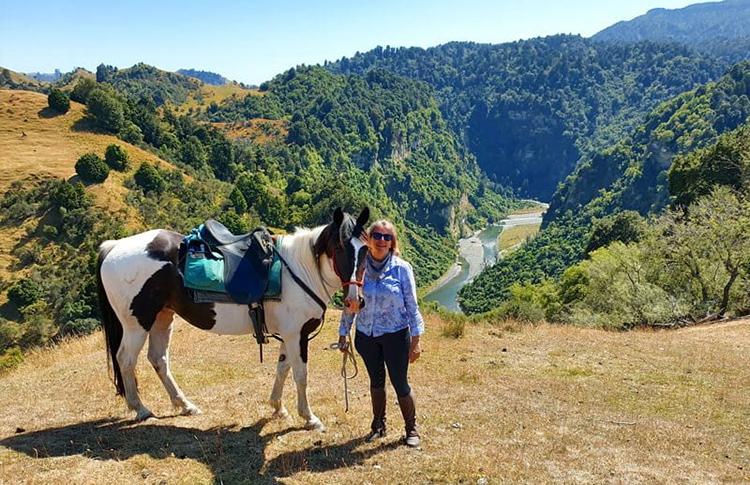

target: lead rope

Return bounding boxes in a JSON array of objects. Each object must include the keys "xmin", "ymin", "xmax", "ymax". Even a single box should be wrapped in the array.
[{"xmin": 330, "ymin": 326, "xmax": 359, "ymax": 412}]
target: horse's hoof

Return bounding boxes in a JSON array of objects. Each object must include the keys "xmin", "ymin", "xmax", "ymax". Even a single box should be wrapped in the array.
[
  {"xmin": 272, "ymin": 408, "xmax": 290, "ymax": 419},
  {"xmin": 182, "ymin": 405, "xmax": 202, "ymax": 416},
  {"xmin": 135, "ymin": 409, "xmax": 155, "ymax": 422},
  {"xmin": 306, "ymin": 419, "xmax": 326, "ymax": 432}
]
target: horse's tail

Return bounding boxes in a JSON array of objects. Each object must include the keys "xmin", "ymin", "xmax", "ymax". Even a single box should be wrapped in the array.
[{"xmin": 97, "ymin": 240, "xmax": 125, "ymax": 396}]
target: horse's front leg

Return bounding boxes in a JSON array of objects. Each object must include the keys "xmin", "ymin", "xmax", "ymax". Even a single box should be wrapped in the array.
[
  {"xmin": 269, "ymin": 340, "xmax": 291, "ymax": 419},
  {"xmin": 284, "ymin": 336, "xmax": 324, "ymax": 431}
]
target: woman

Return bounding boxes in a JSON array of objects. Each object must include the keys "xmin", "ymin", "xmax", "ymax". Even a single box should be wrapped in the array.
[{"xmin": 339, "ymin": 219, "xmax": 424, "ymax": 447}]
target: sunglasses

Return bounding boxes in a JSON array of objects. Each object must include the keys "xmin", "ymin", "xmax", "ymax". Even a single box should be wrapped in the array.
[{"xmin": 371, "ymin": 231, "xmax": 394, "ymax": 241}]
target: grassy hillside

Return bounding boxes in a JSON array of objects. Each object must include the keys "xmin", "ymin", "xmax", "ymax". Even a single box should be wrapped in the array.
[
  {"xmin": 170, "ymin": 83, "xmax": 259, "ymax": 116},
  {"xmin": 0, "ymin": 89, "xmax": 175, "ymax": 296},
  {"xmin": 0, "ymin": 311, "xmax": 748, "ymax": 483}
]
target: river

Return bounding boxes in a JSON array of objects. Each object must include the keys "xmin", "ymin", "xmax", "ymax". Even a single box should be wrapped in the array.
[{"xmin": 423, "ymin": 206, "xmax": 547, "ymax": 312}]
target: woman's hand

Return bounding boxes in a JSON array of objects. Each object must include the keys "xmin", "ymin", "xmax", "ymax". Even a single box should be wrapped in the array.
[
  {"xmin": 338, "ymin": 335, "xmax": 348, "ymax": 353},
  {"xmin": 409, "ymin": 336, "xmax": 421, "ymax": 363}
]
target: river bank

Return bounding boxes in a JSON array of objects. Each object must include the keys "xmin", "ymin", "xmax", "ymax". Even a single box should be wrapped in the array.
[{"xmin": 424, "ymin": 203, "xmax": 548, "ymax": 312}]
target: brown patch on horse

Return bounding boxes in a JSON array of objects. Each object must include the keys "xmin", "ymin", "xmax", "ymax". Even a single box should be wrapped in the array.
[
  {"xmin": 299, "ymin": 318, "xmax": 321, "ymax": 363},
  {"xmin": 132, "ymin": 230, "xmax": 217, "ymax": 331}
]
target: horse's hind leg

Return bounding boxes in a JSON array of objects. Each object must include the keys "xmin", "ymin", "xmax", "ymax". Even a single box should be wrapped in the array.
[
  {"xmin": 147, "ymin": 309, "xmax": 201, "ymax": 416},
  {"xmin": 117, "ymin": 323, "xmax": 153, "ymax": 421},
  {"xmin": 269, "ymin": 341, "xmax": 291, "ymax": 419}
]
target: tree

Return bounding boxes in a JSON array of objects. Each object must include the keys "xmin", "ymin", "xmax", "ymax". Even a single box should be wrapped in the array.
[
  {"xmin": 134, "ymin": 162, "xmax": 165, "ymax": 194},
  {"xmin": 104, "ymin": 144, "xmax": 129, "ymax": 171},
  {"xmin": 50, "ymin": 180, "xmax": 90, "ymax": 210},
  {"xmin": 180, "ymin": 136, "xmax": 208, "ymax": 168},
  {"xmin": 586, "ymin": 211, "xmax": 647, "ymax": 254},
  {"xmin": 70, "ymin": 78, "xmax": 97, "ymax": 104},
  {"xmin": 86, "ymin": 88, "xmax": 125, "ymax": 133},
  {"xmin": 96, "ymin": 63, "xmax": 117, "ymax": 83},
  {"xmin": 228, "ymin": 186, "xmax": 248, "ymax": 213},
  {"xmin": 75, "ymin": 153, "xmax": 109, "ymax": 183},
  {"xmin": 7, "ymin": 279, "xmax": 43, "ymax": 309},
  {"xmin": 47, "ymin": 88, "xmax": 70, "ymax": 114}
]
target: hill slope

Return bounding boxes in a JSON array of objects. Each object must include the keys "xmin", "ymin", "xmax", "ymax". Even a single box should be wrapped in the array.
[
  {"xmin": 0, "ymin": 89, "xmax": 178, "ymax": 279},
  {"xmin": 328, "ymin": 36, "xmax": 726, "ymax": 199},
  {"xmin": 0, "ymin": 313, "xmax": 748, "ymax": 483},
  {"xmin": 593, "ymin": 0, "xmax": 750, "ymax": 62}
]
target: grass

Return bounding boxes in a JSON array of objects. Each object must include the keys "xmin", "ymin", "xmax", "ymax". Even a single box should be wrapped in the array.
[
  {"xmin": 0, "ymin": 89, "xmax": 177, "ymax": 280},
  {"xmin": 498, "ymin": 223, "xmax": 541, "ymax": 252},
  {"xmin": 170, "ymin": 84, "xmax": 259, "ymax": 115},
  {"xmin": 1, "ymin": 311, "xmax": 748, "ymax": 483}
]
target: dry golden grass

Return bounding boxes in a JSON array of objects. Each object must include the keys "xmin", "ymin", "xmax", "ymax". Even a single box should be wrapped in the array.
[
  {"xmin": 211, "ymin": 119, "xmax": 288, "ymax": 144},
  {"xmin": 1, "ymin": 311, "xmax": 748, "ymax": 483},
  {"xmin": 498, "ymin": 223, "xmax": 541, "ymax": 252},
  {"xmin": 170, "ymin": 84, "xmax": 260, "ymax": 116},
  {"xmin": 0, "ymin": 89, "xmax": 180, "ymax": 279}
]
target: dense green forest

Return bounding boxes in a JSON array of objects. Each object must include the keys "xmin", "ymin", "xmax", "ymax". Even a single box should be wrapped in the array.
[
  {"xmin": 593, "ymin": 0, "xmax": 750, "ymax": 63},
  {"xmin": 463, "ymin": 123, "xmax": 750, "ymax": 328},
  {"xmin": 327, "ymin": 35, "xmax": 726, "ymax": 199},
  {"xmin": 459, "ymin": 62, "xmax": 750, "ymax": 314}
]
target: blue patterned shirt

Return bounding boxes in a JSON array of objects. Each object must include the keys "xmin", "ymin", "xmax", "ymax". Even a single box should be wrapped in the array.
[{"xmin": 339, "ymin": 253, "xmax": 425, "ymax": 337}]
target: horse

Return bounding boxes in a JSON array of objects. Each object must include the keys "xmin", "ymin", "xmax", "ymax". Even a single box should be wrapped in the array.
[{"xmin": 96, "ymin": 207, "xmax": 370, "ymax": 430}]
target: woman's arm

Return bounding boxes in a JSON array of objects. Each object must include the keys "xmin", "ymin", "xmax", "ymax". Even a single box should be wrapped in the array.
[{"xmin": 401, "ymin": 261, "xmax": 424, "ymax": 337}]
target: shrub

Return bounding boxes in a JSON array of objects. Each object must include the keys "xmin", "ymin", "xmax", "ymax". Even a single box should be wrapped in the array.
[
  {"xmin": 133, "ymin": 162, "xmax": 165, "ymax": 194},
  {"xmin": 0, "ymin": 347, "xmax": 23, "ymax": 371},
  {"xmin": 75, "ymin": 153, "xmax": 109, "ymax": 183},
  {"xmin": 228, "ymin": 186, "xmax": 248, "ymax": 213},
  {"xmin": 61, "ymin": 318, "xmax": 99, "ymax": 336},
  {"xmin": 120, "ymin": 122, "xmax": 144, "ymax": 145},
  {"xmin": 50, "ymin": 180, "xmax": 90, "ymax": 210},
  {"xmin": 70, "ymin": 78, "xmax": 97, "ymax": 104},
  {"xmin": 7, "ymin": 279, "xmax": 43, "ymax": 309},
  {"xmin": 47, "ymin": 88, "xmax": 70, "ymax": 113},
  {"xmin": 104, "ymin": 144, "xmax": 129, "ymax": 171},
  {"xmin": 87, "ymin": 88, "xmax": 125, "ymax": 133},
  {"xmin": 219, "ymin": 210, "xmax": 251, "ymax": 234}
]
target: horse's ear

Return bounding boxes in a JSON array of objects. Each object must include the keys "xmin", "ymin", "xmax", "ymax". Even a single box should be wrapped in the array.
[
  {"xmin": 356, "ymin": 207, "xmax": 370, "ymax": 227},
  {"xmin": 333, "ymin": 207, "xmax": 344, "ymax": 226}
]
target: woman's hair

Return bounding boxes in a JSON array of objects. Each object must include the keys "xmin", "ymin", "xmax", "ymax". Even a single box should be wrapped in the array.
[{"xmin": 367, "ymin": 219, "xmax": 401, "ymax": 256}]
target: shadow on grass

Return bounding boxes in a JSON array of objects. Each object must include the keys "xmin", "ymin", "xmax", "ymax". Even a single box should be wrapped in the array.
[
  {"xmin": 0, "ymin": 417, "xmax": 399, "ymax": 483},
  {"xmin": 37, "ymin": 107, "xmax": 65, "ymax": 119}
]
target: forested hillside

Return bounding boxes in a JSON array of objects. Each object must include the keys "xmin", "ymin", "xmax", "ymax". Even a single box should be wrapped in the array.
[
  {"xmin": 327, "ymin": 36, "xmax": 725, "ymax": 199},
  {"xmin": 593, "ymin": 0, "xmax": 750, "ymax": 63},
  {"xmin": 460, "ymin": 62, "xmax": 750, "ymax": 314}
]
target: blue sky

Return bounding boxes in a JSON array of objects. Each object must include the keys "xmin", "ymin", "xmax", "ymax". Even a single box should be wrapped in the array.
[{"xmin": 1, "ymin": 0, "xmax": 703, "ymax": 85}]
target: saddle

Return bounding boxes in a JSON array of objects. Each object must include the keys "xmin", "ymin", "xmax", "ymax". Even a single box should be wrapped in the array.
[
  {"xmin": 182, "ymin": 220, "xmax": 281, "ymax": 304},
  {"xmin": 180, "ymin": 220, "xmax": 283, "ymax": 359}
]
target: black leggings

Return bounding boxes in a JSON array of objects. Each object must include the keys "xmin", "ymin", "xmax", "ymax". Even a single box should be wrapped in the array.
[{"xmin": 355, "ymin": 327, "xmax": 411, "ymax": 397}]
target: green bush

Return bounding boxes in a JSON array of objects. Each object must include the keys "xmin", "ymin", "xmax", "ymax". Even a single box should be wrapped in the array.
[
  {"xmin": 0, "ymin": 347, "xmax": 23, "ymax": 371},
  {"xmin": 47, "ymin": 88, "xmax": 70, "ymax": 114},
  {"xmin": 104, "ymin": 144, "xmax": 129, "ymax": 171},
  {"xmin": 120, "ymin": 122, "xmax": 144, "ymax": 145},
  {"xmin": 7, "ymin": 279, "xmax": 43, "ymax": 309},
  {"xmin": 70, "ymin": 78, "xmax": 97, "ymax": 104},
  {"xmin": 86, "ymin": 88, "xmax": 125, "ymax": 133},
  {"xmin": 61, "ymin": 318, "xmax": 99, "ymax": 336},
  {"xmin": 50, "ymin": 180, "xmax": 90, "ymax": 210},
  {"xmin": 75, "ymin": 153, "xmax": 109, "ymax": 184},
  {"xmin": 133, "ymin": 162, "xmax": 165, "ymax": 194}
]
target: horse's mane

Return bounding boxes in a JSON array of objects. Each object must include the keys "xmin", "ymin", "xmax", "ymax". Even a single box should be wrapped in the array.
[{"xmin": 280, "ymin": 225, "xmax": 327, "ymax": 270}]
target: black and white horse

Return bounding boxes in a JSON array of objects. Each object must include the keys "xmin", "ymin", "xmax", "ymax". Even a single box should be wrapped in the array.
[{"xmin": 97, "ymin": 208, "xmax": 369, "ymax": 429}]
